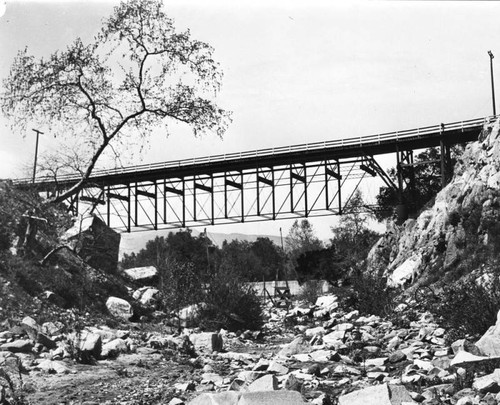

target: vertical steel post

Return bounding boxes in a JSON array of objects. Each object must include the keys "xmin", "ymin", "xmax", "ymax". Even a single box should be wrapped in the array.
[
  {"xmin": 324, "ymin": 161, "xmax": 329, "ymax": 210},
  {"xmin": 127, "ymin": 184, "xmax": 131, "ymax": 232},
  {"xmin": 336, "ymin": 160, "xmax": 341, "ymax": 214},
  {"xmin": 304, "ymin": 163, "xmax": 308, "ymax": 217},
  {"xmin": 224, "ymin": 173, "xmax": 228, "ymax": 219},
  {"xmin": 396, "ymin": 148, "xmax": 404, "ymax": 204},
  {"xmin": 440, "ymin": 139, "xmax": 446, "ymax": 189},
  {"xmin": 106, "ymin": 185, "xmax": 110, "ymax": 227},
  {"xmin": 211, "ymin": 174, "xmax": 214, "ymax": 225},
  {"xmin": 241, "ymin": 171, "xmax": 244, "ymax": 223},
  {"xmin": 257, "ymin": 169, "xmax": 261, "ymax": 216},
  {"xmin": 134, "ymin": 183, "xmax": 138, "ymax": 226},
  {"xmin": 154, "ymin": 180, "xmax": 158, "ymax": 230},
  {"xmin": 193, "ymin": 177, "xmax": 197, "ymax": 222},
  {"xmin": 272, "ymin": 168, "xmax": 276, "ymax": 220},
  {"xmin": 182, "ymin": 179, "xmax": 186, "ymax": 227},
  {"xmin": 163, "ymin": 179, "xmax": 167, "ymax": 225},
  {"xmin": 446, "ymin": 145, "xmax": 452, "ymax": 181}
]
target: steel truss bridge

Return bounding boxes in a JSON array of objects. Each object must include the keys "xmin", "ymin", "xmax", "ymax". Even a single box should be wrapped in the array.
[{"xmin": 24, "ymin": 116, "xmax": 494, "ymax": 232}]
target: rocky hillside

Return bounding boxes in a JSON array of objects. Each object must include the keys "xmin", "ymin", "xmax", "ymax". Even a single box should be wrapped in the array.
[{"xmin": 367, "ymin": 117, "xmax": 500, "ymax": 288}]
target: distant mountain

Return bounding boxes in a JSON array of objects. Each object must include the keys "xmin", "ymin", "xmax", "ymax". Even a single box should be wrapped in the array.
[{"xmin": 119, "ymin": 228, "xmax": 283, "ymax": 259}]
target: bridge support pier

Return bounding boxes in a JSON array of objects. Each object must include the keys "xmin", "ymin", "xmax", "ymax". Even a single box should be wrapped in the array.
[{"xmin": 440, "ymin": 140, "xmax": 452, "ymax": 189}]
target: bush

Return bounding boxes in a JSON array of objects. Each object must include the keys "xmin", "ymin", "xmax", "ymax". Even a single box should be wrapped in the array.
[
  {"xmin": 429, "ymin": 274, "xmax": 500, "ymax": 341},
  {"xmin": 199, "ymin": 271, "xmax": 263, "ymax": 332},
  {"xmin": 298, "ymin": 280, "xmax": 322, "ymax": 305},
  {"xmin": 344, "ymin": 271, "xmax": 397, "ymax": 317},
  {"xmin": 446, "ymin": 210, "xmax": 461, "ymax": 227},
  {"xmin": 159, "ymin": 260, "xmax": 203, "ymax": 315}
]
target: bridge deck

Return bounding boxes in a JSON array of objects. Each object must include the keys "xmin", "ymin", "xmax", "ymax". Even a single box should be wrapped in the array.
[{"xmin": 22, "ymin": 116, "xmax": 492, "ymax": 188}]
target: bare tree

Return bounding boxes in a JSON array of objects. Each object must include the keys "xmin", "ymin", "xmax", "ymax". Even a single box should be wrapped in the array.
[
  {"xmin": 34, "ymin": 144, "xmax": 88, "ymax": 197},
  {"xmin": 1, "ymin": 0, "xmax": 231, "ymax": 203}
]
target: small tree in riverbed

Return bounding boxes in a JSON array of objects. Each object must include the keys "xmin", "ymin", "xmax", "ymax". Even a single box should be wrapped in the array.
[
  {"xmin": 330, "ymin": 190, "xmax": 380, "ymax": 266},
  {"xmin": 1, "ymin": 0, "xmax": 231, "ymax": 202}
]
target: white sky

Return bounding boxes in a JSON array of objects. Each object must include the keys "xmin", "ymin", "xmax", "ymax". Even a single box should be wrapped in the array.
[{"xmin": 0, "ymin": 0, "xmax": 499, "ymax": 240}]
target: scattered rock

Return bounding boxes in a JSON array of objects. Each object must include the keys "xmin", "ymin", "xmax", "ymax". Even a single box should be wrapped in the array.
[
  {"xmin": 246, "ymin": 374, "xmax": 278, "ymax": 391},
  {"xmin": 0, "ymin": 339, "xmax": 33, "ymax": 353},
  {"xmin": 278, "ymin": 336, "xmax": 310, "ymax": 357},
  {"xmin": 74, "ymin": 330, "xmax": 102, "ymax": 359},
  {"xmin": 188, "ymin": 390, "xmax": 306, "ymax": 405},
  {"xmin": 189, "ymin": 332, "xmax": 223, "ymax": 353},
  {"xmin": 124, "ymin": 266, "xmax": 158, "ymax": 282},
  {"xmin": 106, "ymin": 296, "xmax": 133, "ymax": 320},
  {"xmin": 133, "ymin": 287, "xmax": 160, "ymax": 306},
  {"xmin": 101, "ymin": 338, "xmax": 128, "ymax": 358}
]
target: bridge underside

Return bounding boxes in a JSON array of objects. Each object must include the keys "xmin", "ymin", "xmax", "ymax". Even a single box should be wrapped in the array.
[
  {"xmin": 26, "ymin": 116, "xmax": 491, "ymax": 232},
  {"xmin": 72, "ymin": 157, "xmax": 377, "ymax": 232}
]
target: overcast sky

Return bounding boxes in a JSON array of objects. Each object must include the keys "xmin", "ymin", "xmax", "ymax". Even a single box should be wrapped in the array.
[{"xmin": 1, "ymin": 0, "xmax": 499, "ymax": 240}]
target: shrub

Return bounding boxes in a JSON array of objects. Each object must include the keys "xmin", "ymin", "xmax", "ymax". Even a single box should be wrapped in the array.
[
  {"xmin": 159, "ymin": 260, "xmax": 203, "ymax": 315},
  {"xmin": 344, "ymin": 271, "xmax": 397, "ymax": 317},
  {"xmin": 0, "ymin": 358, "xmax": 29, "ymax": 405},
  {"xmin": 199, "ymin": 271, "xmax": 263, "ymax": 332},
  {"xmin": 429, "ymin": 274, "xmax": 500, "ymax": 341},
  {"xmin": 298, "ymin": 280, "xmax": 322, "ymax": 305},
  {"xmin": 446, "ymin": 210, "xmax": 461, "ymax": 227}
]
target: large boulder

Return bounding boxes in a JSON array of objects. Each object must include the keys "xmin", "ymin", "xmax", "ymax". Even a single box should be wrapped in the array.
[
  {"xmin": 189, "ymin": 332, "xmax": 223, "ymax": 353},
  {"xmin": 188, "ymin": 391, "xmax": 240, "ymax": 405},
  {"xmin": 106, "ymin": 296, "xmax": 133, "ymax": 320},
  {"xmin": 133, "ymin": 287, "xmax": 160, "ymax": 306},
  {"xmin": 64, "ymin": 215, "xmax": 121, "ymax": 274},
  {"xmin": 387, "ymin": 254, "xmax": 421, "ymax": 288},
  {"xmin": 339, "ymin": 384, "xmax": 414, "ymax": 405},
  {"xmin": 188, "ymin": 390, "xmax": 306, "ymax": 405},
  {"xmin": 124, "ymin": 266, "xmax": 158, "ymax": 283},
  {"xmin": 277, "ymin": 336, "xmax": 310, "ymax": 357},
  {"xmin": 101, "ymin": 338, "xmax": 128, "ymax": 358},
  {"xmin": 36, "ymin": 359, "xmax": 73, "ymax": 374},
  {"xmin": 476, "ymin": 310, "xmax": 500, "ymax": 356},
  {"xmin": 473, "ymin": 369, "xmax": 500, "ymax": 393},
  {"xmin": 74, "ymin": 330, "xmax": 102, "ymax": 359},
  {"xmin": 176, "ymin": 303, "xmax": 205, "ymax": 327},
  {"xmin": 246, "ymin": 374, "xmax": 278, "ymax": 392},
  {"xmin": 0, "ymin": 339, "xmax": 33, "ymax": 353}
]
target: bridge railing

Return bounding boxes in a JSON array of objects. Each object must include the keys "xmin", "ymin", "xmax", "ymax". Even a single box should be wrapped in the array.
[{"xmin": 14, "ymin": 115, "xmax": 495, "ymax": 185}]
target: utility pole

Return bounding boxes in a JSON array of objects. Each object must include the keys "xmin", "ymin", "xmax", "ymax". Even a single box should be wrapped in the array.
[
  {"xmin": 32, "ymin": 129, "xmax": 44, "ymax": 183},
  {"xmin": 489, "ymin": 51, "xmax": 496, "ymax": 116}
]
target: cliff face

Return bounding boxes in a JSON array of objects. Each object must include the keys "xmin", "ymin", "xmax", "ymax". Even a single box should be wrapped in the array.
[{"xmin": 367, "ymin": 118, "xmax": 500, "ymax": 287}]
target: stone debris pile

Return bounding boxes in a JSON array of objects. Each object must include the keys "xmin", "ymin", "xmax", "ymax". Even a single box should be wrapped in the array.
[{"xmin": 2, "ymin": 294, "xmax": 500, "ymax": 404}]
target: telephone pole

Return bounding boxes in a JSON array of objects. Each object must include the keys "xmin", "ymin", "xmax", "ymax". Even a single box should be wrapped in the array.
[
  {"xmin": 32, "ymin": 129, "xmax": 44, "ymax": 183},
  {"xmin": 489, "ymin": 51, "xmax": 496, "ymax": 116}
]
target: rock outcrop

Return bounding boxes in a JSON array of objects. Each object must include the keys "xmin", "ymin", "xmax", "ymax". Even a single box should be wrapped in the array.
[
  {"xmin": 64, "ymin": 215, "xmax": 121, "ymax": 274},
  {"xmin": 368, "ymin": 118, "xmax": 500, "ymax": 284}
]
